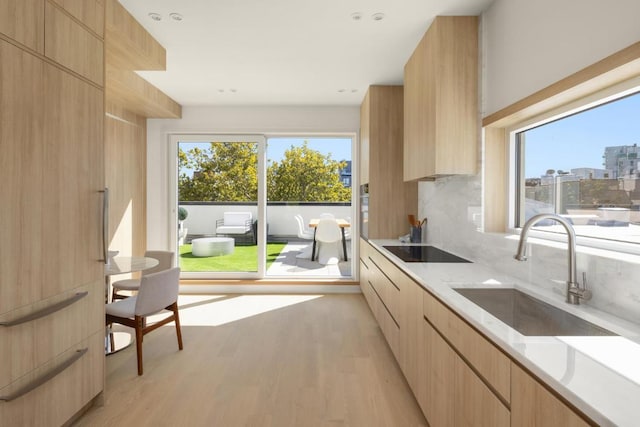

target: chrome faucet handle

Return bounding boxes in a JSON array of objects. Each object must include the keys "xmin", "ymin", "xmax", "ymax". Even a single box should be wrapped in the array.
[
  {"xmin": 570, "ymin": 272, "xmax": 592, "ymax": 302},
  {"xmin": 581, "ymin": 272, "xmax": 592, "ymax": 301}
]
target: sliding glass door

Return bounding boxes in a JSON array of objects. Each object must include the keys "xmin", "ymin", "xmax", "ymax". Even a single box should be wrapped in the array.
[
  {"xmin": 169, "ymin": 134, "xmax": 355, "ymax": 280},
  {"xmin": 172, "ymin": 135, "xmax": 266, "ymax": 279}
]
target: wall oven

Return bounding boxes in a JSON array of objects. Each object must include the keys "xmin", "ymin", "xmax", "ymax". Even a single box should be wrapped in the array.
[{"xmin": 360, "ymin": 183, "xmax": 369, "ymax": 239}]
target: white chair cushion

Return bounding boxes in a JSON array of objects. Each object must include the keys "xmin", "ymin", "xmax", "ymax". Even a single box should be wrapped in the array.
[
  {"xmin": 216, "ymin": 225, "xmax": 250, "ymax": 234},
  {"xmin": 224, "ymin": 212, "xmax": 251, "ymax": 226},
  {"xmin": 106, "ymin": 296, "xmax": 138, "ymax": 318},
  {"xmin": 112, "ymin": 278, "xmax": 141, "ymax": 291}
]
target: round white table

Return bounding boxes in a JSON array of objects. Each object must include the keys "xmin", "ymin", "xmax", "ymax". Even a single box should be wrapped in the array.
[
  {"xmin": 105, "ymin": 256, "xmax": 159, "ymax": 355},
  {"xmin": 191, "ymin": 237, "xmax": 234, "ymax": 257}
]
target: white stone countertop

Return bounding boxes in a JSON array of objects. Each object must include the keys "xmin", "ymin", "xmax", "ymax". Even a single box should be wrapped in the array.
[{"xmin": 369, "ymin": 239, "xmax": 640, "ymax": 427}]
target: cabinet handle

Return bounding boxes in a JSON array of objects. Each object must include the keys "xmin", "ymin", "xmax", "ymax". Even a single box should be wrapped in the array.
[
  {"xmin": 100, "ymin": 187, "xmax": 109, "ymax": 263},
  {"xmin": 0, "ymin": 348, "xmax": 88, "ymax": 402},
  {"xmin": 0, "ymin": 292, "xmax": 88, "ymax": 327}
]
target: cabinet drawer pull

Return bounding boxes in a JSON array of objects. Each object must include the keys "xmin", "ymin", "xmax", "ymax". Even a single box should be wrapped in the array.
[
  {"xmin": 0, "ymin": 292, "xmax": 88, "ymax": 327},
  {"xmin": 100, "ymin": 187, "xmax": 109, "ymax": 263},
  {"xmin": 0, "ymin": 348, "xmax": 88, "ymax": 402}
]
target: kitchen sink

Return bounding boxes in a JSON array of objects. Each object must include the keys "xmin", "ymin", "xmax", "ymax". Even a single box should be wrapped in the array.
[{"xmin": 453, "ymin": 288, "xmax": 616, "ymax": 336}]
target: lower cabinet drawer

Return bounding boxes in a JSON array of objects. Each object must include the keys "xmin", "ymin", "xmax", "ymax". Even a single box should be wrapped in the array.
[
  {"xmin": 369, "ymin": 263, "xmax": 400, "ymax": 321},
  {"xmin": 455, "ymin": 352, "xmax": 510, "ymax": 427},
  {"xmin": 363, "ymin": 281, "xmax": 400, "ymax": 357},
  {"xmin": 375, "ymin": 295, "xmax": 400, "ymax": 357},
  {"xmin": 424, "ymin": 289, "xmax": 511, "ymax": 403},
  {"xmin": 0, "ymin": 330, "xmax": 104, "ymax": 426},
  {"xmin": 0, "ymin": 281, "xmax": 104, "ymax": 389}
]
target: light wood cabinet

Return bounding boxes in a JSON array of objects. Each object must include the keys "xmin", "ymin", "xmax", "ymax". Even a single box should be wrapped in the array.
[
  {"xmin": 359, "ymin": 240, "xmax": 400, "ymax": 357},
  {"xmin": 0, "ymin": 40, "xmax": 46, "ymax": 314},
  {"xmin": 511, "ymin": 363, "xmax": 591, "ymax": 427},
  {"xmin": 45, "ymin": 1, "xmax": 104, "ymax": 85},
  {"xmin": 403, "ymin": 16, "xmax": 478, "ymax": 181},
  {"xmin": 360, "ymin": 86, "xmax": 417, "ymax": 239},
  {"xmin": 422, "ymin": 318, "xmax": 455, "ymax": 425},
  {"xmin": 359, "ymin": 90, "xmax": 370, "ymax": 185},
  {"xmin": 424, "ymin": 286, "xmax": 511, "ymax": 402},
  {"xmin": 397, "ymin": 271, "xmax": 425, "ymax": 404},
  {"xmin": 0, "ymin": 332, "xmax": 104, "ymax": 426},
  {"xmin": 0, "ymin": 2, "xmax": 105, "ymax": 423},
  {"xmin": 50, "ymin": 0, "xmax": 105, "ymax": 36},
  {"xmin": 455, "ymin": 352, "xmax": 510, "ymax": 427},
  {"xmin": 422, "ymin": 311, "xmax": 508, "ymax": 427},
  {"xmin": 362, "ymin": 245, "xmax": 598, "ymax": 426},
  {"xmin": 0, "ymin": 0, "xmax": 44, "ymax": 52}
]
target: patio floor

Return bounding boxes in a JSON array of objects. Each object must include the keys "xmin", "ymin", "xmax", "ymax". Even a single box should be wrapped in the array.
[{"xmin": 266, "ymin": 242, "xmax": 352, "ymax": 278}]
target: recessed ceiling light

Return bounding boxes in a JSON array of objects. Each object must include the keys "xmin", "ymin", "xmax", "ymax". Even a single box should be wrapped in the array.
[
  {"xmin": 351, "ymin": 12, "xmax": 362, "ymax": 21},
  {"xmin": 338, "ymin": 89, "xmax": 346, "ymax": 93},
  {"xmin": 351, "ymin": 89, "xmax": 358, "ymax": 93},
  {"xmin": 169, "ymin": 13, "xmax": 183, "ymax": 21},
  {"xmin": 218, "ymin": 89, "xmax": 225, "ymax": 93},
  {"xmin": 371, "ymin": 13, "xmax": 385, "ymax": 21},
  {"xmin": 148, "ymin": 13, "xmax": 162, "ymax": 21},
  {"xmin": 230, "ymin": 89, "xmax": 237, "ymax": 93}
]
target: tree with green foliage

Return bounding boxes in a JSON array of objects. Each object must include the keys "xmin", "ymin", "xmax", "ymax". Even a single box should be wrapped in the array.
[
  {"xmin": 178, "ymin": 141, "xmax": 350, "ymax": 202},
  {"xmin": 267, "ymin": 142, "xmax": 350, "ymax": 202},
  {"xmin": 178, "ymin": 142, "xmax": 258, "ymax": 201}
]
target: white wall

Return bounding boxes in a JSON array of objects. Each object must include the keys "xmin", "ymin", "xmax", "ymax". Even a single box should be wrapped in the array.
[
  {"xmin": 482, "ymin": 0, "xmax": 640, "ymax": 116},
  {"xmin": 180, "ymin": 204, "xmax": 352, "ymax": 237},
  {"xmin": 419, "ymin": 0, "xmax": 640, "ymax": 323},
  {"xmin": 147, "ymin": 105, "xmax": 360, "ymax": 250}
]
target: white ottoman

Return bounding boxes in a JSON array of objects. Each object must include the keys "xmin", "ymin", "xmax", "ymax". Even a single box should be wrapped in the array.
[{"xmin": 191, "ymin": 237, "xmax": 235, "ymax": 257}]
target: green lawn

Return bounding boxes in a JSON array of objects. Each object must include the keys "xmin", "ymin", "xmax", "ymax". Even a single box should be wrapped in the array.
[{"xmin": 179, "ymin": 243, "xmax": 287, "ymax": 272}]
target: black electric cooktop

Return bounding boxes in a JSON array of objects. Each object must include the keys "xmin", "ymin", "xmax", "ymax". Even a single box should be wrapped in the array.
[{"xmin": 383, "ymin": 245, "xmax": 471, "ymax": 263}]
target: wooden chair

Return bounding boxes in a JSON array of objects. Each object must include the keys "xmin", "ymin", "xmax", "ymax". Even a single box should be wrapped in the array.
[
  {"xmin": 105, "ymin": 267, "xmax": 183, "ymax": 375},
  {"xmin": 111, "ymin": 250, "xmax": 175, "ymax": 301}
]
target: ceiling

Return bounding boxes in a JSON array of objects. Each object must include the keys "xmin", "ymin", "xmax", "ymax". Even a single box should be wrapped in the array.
[{"xmin": 119, "ymin": 0, "xmax": 494, "ymax": 107}]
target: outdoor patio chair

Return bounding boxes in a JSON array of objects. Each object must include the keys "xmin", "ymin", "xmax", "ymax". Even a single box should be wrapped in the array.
[
  {"xmin": 295, "ymin": 214, "xmax": 314, "ymax": 259},
  {"xmin": 313, "ymin": 218, "xmax": 342, "ymax": 265},
  {"xmin": 215, "ymin": 211, "xmax": 256, "ymax": 245},
  {"xmin": 106, "ymin": 267, "xmax": 183, "ymax": 375}
]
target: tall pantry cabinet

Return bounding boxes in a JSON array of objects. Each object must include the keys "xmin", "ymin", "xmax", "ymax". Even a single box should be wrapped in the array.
[
  {"xmin": 360, "ymin": 86, "xmax": 417, "ymax": 239},
  {"xmin": 0, "ymin": 1, "xmax": 105, "ymax": 425}
]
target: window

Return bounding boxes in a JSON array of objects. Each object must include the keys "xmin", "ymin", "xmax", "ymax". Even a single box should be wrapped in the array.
[{"xmin": 514, "ymin": 90, "xmax": 640, "ymax": 246}]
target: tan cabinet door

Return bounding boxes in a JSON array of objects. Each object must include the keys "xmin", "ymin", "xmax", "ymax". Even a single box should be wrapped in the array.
[
  {"xmin": 422, "ymin": 319, "xmax": 455, "ymax": 426},
  {"xmin": 0, "ymin": 40, "xmax": 46, "ymax": 314},
  {"xmin": 403, "ymin": 16, "xmax": 478, "ymax": 180},
  {"xmin": 454, "ymin": 353, "xmax": 510, "ymax": 427},
  {"xmin": 511, "ymin": 363, "xmax": 591, "ymax": 427},
  {"xmin": 0, "ymin": 0, "xmax": 44, "ymax": 52}
]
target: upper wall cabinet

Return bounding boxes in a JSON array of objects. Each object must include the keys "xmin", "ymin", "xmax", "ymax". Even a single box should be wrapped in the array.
[
  {"xmin": 403, "ymin": 16, "xmax": 478, "ymax": 181},
  {"xmin": 0, "ymin": 0, "xmax": 45, "ymax": 52}
]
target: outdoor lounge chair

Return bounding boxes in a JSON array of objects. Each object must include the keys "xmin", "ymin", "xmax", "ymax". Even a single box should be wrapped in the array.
[{"xmin": 215, "ymin": 211, "xmax": 257, "ymax": 245}]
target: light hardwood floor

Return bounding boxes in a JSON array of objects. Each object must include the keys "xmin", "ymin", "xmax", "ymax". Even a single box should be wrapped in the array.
[{"xmin": 75, "ymin": 294, "xmax": 427, "ymax": 426}]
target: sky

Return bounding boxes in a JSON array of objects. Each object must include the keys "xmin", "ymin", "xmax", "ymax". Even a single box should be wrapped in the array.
[
  {"xmin": 523, "ymin": 91, "xmax": 640, "ymax": 178},
  {"xmin": 266, "ymin": 137, "xmax": 352, "ymax": 164}
]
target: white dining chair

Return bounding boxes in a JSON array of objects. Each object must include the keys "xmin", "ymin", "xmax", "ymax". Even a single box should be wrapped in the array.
[
  {"xmin": 294, "ymin": 214, "xmax": 314, "ymax": 259},
  {"xmin": 112, "ymin": 250, "xmax": 175, "ymax": 301},
  {"xmin": 314, "ymin": 218, "xmax": 342, "ymax": 265},
  {"xmin": 105, "ymin": 267, "xmax": 183, "ymax": 375}
]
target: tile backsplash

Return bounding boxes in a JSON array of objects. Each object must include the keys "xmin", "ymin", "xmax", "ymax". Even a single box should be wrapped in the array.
[{"xmin": 418, "ymin": 175, "xmax": 640, "ymax": 324}]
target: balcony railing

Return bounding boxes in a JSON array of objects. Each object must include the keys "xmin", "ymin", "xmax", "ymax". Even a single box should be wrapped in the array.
[{"xmin": 178, "ymin": 202, "xmax": 353, "ymax": 242}]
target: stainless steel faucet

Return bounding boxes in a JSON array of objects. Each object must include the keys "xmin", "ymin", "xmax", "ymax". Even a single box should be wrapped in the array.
[{"xmin": 514, "ymin": 213, "xmax": 591, "ymax": 305}]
